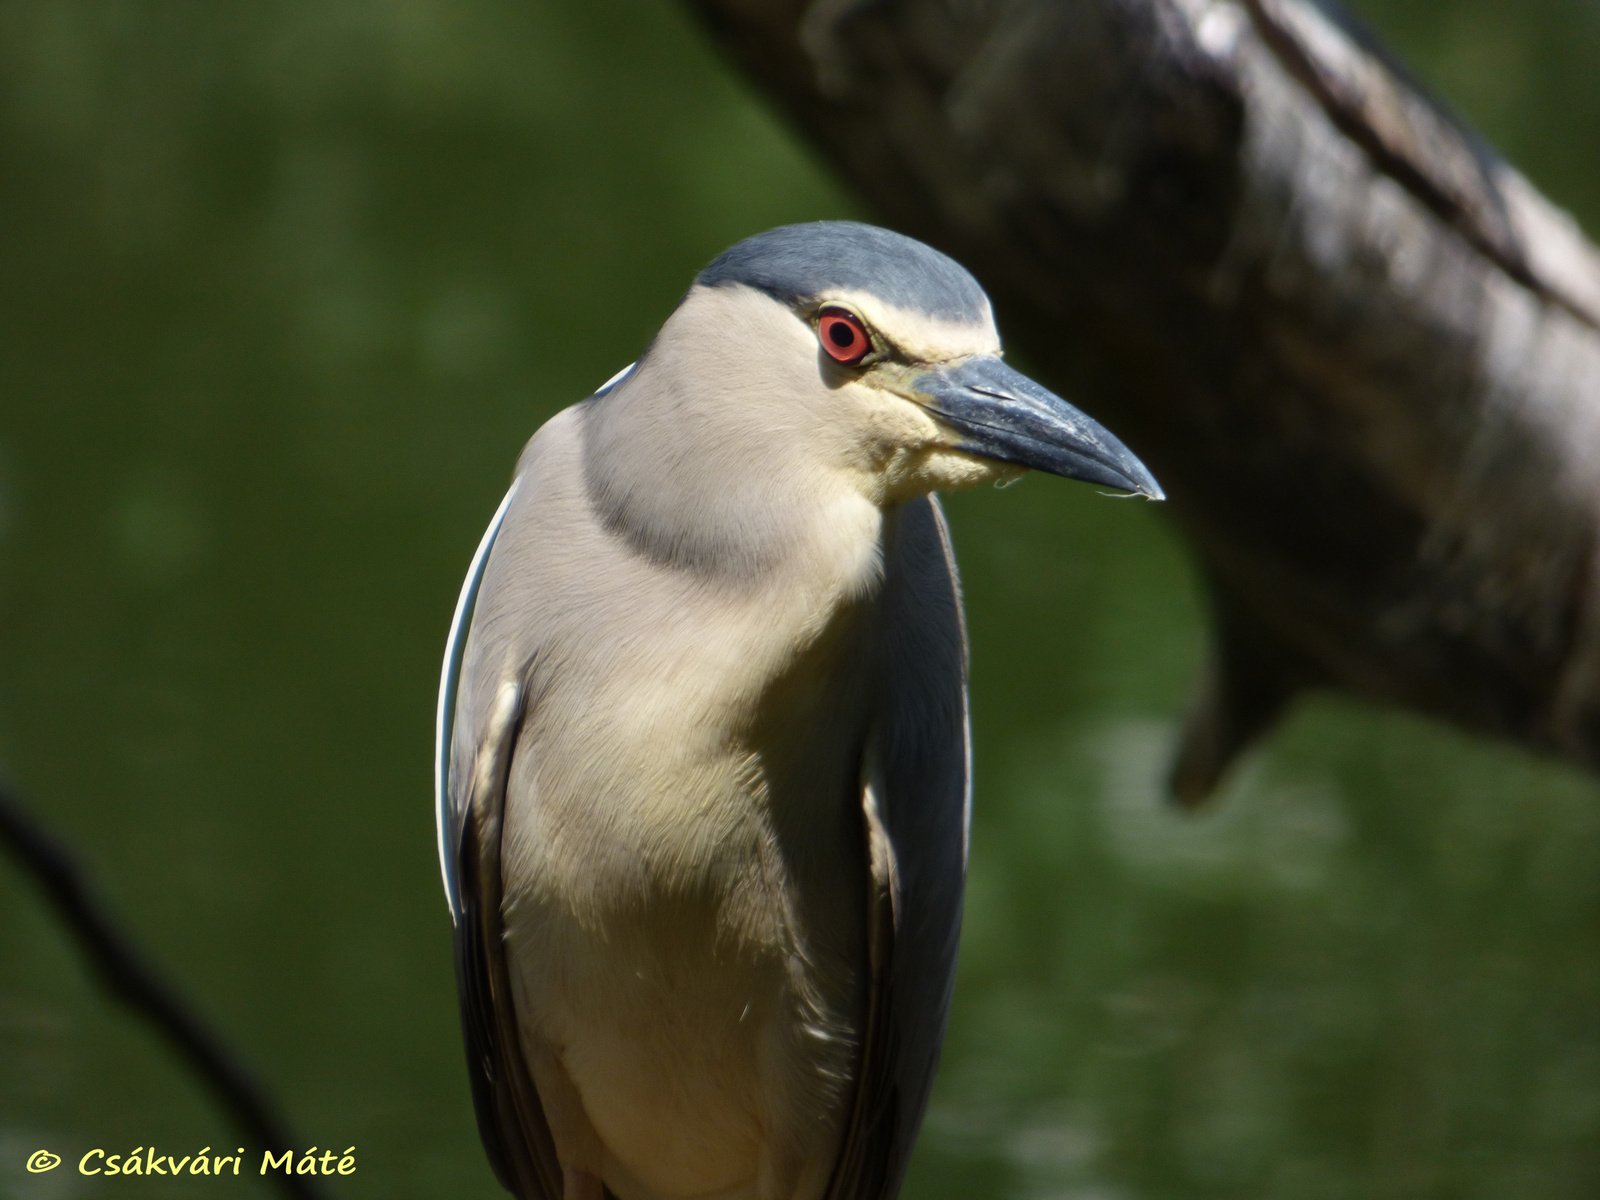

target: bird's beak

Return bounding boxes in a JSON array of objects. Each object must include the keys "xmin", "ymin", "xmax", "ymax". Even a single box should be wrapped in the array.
[{"xmin": 912, "ymin": 356, "xmax": 1164, "ymax": 499}]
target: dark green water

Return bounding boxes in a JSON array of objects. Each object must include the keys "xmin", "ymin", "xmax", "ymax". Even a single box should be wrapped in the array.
[{"xmin": 1, "ymin": 2, "xmax": 1596, "ymax": 1197}]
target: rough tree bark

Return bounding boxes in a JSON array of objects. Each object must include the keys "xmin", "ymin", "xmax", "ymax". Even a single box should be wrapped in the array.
[{"xmin": 682, "ymin": 0, "xmax": 1600, "ymax": 800}]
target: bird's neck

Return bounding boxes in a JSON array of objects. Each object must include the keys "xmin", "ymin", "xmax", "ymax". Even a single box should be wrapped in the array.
[{"xmin": 578, "ymin": 379, "xmax": 889, "ymax": 603}]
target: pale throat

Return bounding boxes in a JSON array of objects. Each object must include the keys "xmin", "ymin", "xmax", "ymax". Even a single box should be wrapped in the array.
[{"xmin": 840, "ymin": 383, "xmax": 1026, "ymax": 506}]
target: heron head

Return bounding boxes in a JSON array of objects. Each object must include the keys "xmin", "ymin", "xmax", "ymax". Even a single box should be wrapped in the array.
[{"xmin": 675, "ymin": 221, "xmax": 1163, "ymax": 505}]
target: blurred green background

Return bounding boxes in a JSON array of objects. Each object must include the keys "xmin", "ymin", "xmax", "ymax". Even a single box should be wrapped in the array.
[{"xmin": 1, "ymin": 1, "xmax": 1597, "ymax": 1197}]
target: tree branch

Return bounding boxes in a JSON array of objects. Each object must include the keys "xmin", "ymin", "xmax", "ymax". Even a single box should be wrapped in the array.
[
  {"xmin": 0, "ymin": 782, "xmax": 327, "ymax": 1200},
  {"xmin": 683, "ymin": 0, "xmax": 1600, "ymax": 796}
]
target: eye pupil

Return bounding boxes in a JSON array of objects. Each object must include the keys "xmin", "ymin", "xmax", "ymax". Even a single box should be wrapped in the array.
[{"xmin": 819, "ymin": 309, "xmax": 869, "ymax": 364}]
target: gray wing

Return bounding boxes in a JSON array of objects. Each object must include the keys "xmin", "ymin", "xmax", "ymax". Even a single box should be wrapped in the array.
[
  {"xmin": 436, "ymin": 481, "xmax": 561, "ymax": 1200},
  {"xmin": 435, "ymin": 371, "xmax": 634, "ymax": 1199},
  {"xmin": 828, "ymin": 494, "xmax": 972, "ymax": 1200}
]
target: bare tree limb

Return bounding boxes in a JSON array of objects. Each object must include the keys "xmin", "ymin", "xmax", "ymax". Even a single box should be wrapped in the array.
[
  {"xmin": 682, "ymin": 0, "xmax": 1600, "ymax": 798},
  {"xmin": 0, "ymin": 782, "xmax": 327, "ymax": 1200}
]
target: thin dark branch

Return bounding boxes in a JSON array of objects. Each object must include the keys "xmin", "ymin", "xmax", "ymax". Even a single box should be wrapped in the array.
[{"xmin": 0, "ymin": 781, "xmax": 329, "ymax": 1200}]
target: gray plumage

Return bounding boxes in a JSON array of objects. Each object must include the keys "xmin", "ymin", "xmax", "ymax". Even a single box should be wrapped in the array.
[
  {"xmin": 437, "ymin": 222, "xmax": 1158, "ymax": 1200},
  {"xmin": 697, "ymin": 222, "xmax": 990, "ymax": 321}
]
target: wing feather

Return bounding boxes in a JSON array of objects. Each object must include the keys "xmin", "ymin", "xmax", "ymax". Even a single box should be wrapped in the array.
[
  {"xmin": 828, "ymin": 495, "xmax": 971, "ymax": 1200},
  {"xmin": 453, "ymin": 681, "xmax": 564, "ymax": 1200},
  {"xmin": 436, "ymin": 483, "xmax": 563, "ymax": 1200}
]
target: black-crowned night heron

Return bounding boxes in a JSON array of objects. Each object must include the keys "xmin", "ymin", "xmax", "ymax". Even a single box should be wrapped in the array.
[{"xmin": 436, "ymin": 221, "xmax": 1160, "ymax": 1200}]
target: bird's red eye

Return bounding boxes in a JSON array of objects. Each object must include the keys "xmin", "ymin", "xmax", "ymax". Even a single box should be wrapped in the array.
[{"xmin": 818, "ymin": 308, "xmax": 871, "ymax": 364}]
